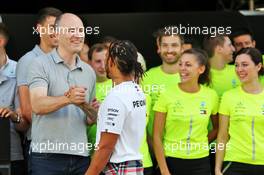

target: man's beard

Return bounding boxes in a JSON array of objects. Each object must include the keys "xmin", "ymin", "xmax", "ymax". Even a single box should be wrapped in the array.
[{"xmin": 161, "ymin": 53, "xmax": 180, "ymax": 65}]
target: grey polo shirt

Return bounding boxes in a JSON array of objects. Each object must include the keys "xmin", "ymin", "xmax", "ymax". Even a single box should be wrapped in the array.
[
  {"xmin": 16, "ymin": 45, "xmax": 45, "ymax": 86},
  {"xmin": 28, "ymin": 49, "xmax": 96, "ymax": 156},
  {"xmin": 0, "ymin": 74, "xmax": 23, "ymax": 161},
  {"xmin": 0, "ymin": 56, "xmax": 17, "ymax": 78},
  {"xmin": 16, "ymin": 45, "xmax": 45, "ymax": 140}
]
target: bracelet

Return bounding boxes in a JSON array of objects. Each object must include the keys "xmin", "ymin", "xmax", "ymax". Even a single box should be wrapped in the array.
[{"xmin": 12, "ymin": 113, "xmax": 21, "ymax": 123}]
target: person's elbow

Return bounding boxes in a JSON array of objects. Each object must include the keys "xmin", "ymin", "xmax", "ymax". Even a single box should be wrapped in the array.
[
  {"xmin": 217, "ymin": 130, "xmax": 229, "ymax": 143},
  {"xmin": 21, "ymin": 106, "xmax": 32, "ymax": 122},
  {"xmin": 31, "ymin": 101, "xmax": 46, "ymax": 115},
  {"xmin": 30, "ymin": 87, "xmax": 48, "ymax": 115},
  {"xmin": 32, "ymin": 106, "xmax": 45, "ymax": 115},
  {"xmin": 15, "ymin": 121, "xmax": 30, "ymax": 132}
]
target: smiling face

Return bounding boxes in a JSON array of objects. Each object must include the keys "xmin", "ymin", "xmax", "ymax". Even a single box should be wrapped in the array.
[
  {"xmin": 159, "ymin": 35, "xmax": 182, "ymax": 65},
  {"xmin": 235, "ymin": 53, "xmax": 261, "ymax": 83},
  {"xmin": 56, "ymin": 14, "xmax": 85, "ymax": 54},
  {"xmin": 217, "ymin": 36, "xmax": 235, "ymax": 63},
  {"xmin": 90, "ymin": 49, "xmax": 108, "ymax": 79},
  {"xmin": 233, "ymin": 34, "xmax": 256, "ymax": 52},
  {"xmin": 38, "ymin": 16, "xmax": 58, "ymax": 48},
  {"xmin": 178, "ymin": 53, "xmax": 205, "ymax": 84}
]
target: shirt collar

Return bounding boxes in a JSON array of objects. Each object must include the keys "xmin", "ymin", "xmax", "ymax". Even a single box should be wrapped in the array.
[
  {"xmin": 0, "ymin": 73, "xmax": 8, "ymax": 84},
  {"xmin": 51, "ymin": 49, "xmax": 83, "ymax": 70},
  {"xmin": 0, "ymin": 55, "xmax": 10, "ymax": 71},
  {"xmin": 33, "ymin": 45, "xmax": 45, "ymax": 56}
]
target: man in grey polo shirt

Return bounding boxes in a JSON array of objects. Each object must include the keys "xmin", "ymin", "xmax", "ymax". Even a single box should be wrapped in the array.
[
  {"xmin": 0, "ymin": 23, "xmax": 17, "ymax": 78},
  {"xmin": 16, "ymin": 7, "xmax": 62, "ymax": 124},
  {"xmin": 0, "ymin": 72, "xmax": 29, "ymax": 175},
  {"xmin": 16, "ymin": 8, "xmax": 62, "ymax": 174},
  {"xmin": 28, "ymin": 13, "xmax": 96, "ymax": 175},
  {"xmin": 0, "ymin": 22, "xmax": 29, "ymax": 175}
]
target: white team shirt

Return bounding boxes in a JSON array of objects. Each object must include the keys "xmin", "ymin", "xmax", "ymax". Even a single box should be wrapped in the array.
[{"xmin": 96, "ymin": 81, "xmax": 146, "ymax": 163}]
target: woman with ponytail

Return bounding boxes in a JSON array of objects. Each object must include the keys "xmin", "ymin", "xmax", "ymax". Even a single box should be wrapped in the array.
[{"xmin": 153, "ymin": 48, "xmax": 219, "ymax": 175}]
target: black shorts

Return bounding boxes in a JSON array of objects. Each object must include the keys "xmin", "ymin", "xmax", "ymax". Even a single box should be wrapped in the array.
[
  {"xmin": 166, "ymin": 156, "xmax": 211, "ymax": 175},
  {"xmin": 144, "ymin": 167, "xmax": 153, "ymax": 175},
  {"xmin": 223, "ymin": 161, "xmax": 264, "ymax": 175}
]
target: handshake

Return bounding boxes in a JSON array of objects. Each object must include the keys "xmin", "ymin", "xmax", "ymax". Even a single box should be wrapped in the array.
[{"xmin": 64, "ymin": 86, "xmax": 100, "ymax": 124}]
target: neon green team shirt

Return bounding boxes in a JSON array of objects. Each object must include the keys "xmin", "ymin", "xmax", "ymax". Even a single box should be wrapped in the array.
[
  {"xmin": 209, "ymin": 65, "xmax": 240, "ymax": 97},
  {"xmin": 95, "ymin": 79, "xmax": 113, "ymax": 102},
  {"xmin": 140, "ymin": 94, "xmax": 153, "ymax": 168},
  {"xmin": 260, "ymin": 76, "xmax": 264, "ymax": 86},
  {"xmin": 153, "ymin": 84, "xmax": 219, "ymax": 159},
  {"xmin": 219, "ymin": 86, "xmax": 264, "ymax": 165},
  {"xmin": 141, "ymin": 66, "xmax": 181, "ymax": 137},
  {"xmin": 208, "ymin": 65, "xmax": 240, "ymax": 135}
]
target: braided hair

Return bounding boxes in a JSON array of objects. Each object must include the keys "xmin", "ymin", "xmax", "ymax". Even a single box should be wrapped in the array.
[{"xmin": 108, "ymin": 40, "xmax": 144, "ymax": 82}]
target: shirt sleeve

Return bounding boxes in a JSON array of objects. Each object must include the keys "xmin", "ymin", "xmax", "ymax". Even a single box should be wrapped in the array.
[
  {"xmin": 218, "ymin": 92, "xmax": 230, "ymax": 116},
  {"xmin": 27, "ymin": 59, "xmax": 49, "ymax": 89},
  {"xmin": 146, "ymin": 94, "xmax": 151, "ymax": 117},
  {"xmin": 211, "ymin": 90, "xmax": 219, "ymax": 115},
  {"xmin": 89, "ymin": 72, "xmax": 96, "ymax": 102},
  {"xmin": 152, "ymin": 92, "xmax": 168, "ymax": 113},
  {"xmin": 99, "ymin": 96, "xmax": 127, "ymax": 135},
  {"xmin": 16, "ymin": 55, "xmax": 32, "ymax": 86}
]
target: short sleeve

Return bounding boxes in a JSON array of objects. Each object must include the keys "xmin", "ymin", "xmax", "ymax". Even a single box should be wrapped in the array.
[
  {"xmin": 211, "ymin": 90, "xmax": 219, "ymax": 115},
  {"xmin": 27, "ymin": 59, "xmax": 49, "ymax": 89},
  {"xmin": 153, "ymin": 92, "xmax": 168, "ymax": 113},
  {"xmin": 99, "ymin": 96, "xmax": 127, "ymax": 135},
  {"xmin": 146, "ymin": 94, "xmax": 151, "ymax": 117},
  {"xmin": 218, "ymin": 92, "xmax": 230, "ymax": 116},
  {"xmin": 16, "ymin": 54, "xmax": 33, "ymax": 86},
  {"xmin": 89, "ymin": 72, "xmax": 96, "ymax": 102}
]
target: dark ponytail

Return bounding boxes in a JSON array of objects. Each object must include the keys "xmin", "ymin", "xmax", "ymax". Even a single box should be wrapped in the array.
[{"xmin": 134, "ymin": 61, "xmax": 144, "ymax": 83}]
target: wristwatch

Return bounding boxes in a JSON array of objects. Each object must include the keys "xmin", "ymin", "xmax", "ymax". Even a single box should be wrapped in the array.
[{"xmin": 12, "ymin": 113, "xmax": 21, "ymax": 123}]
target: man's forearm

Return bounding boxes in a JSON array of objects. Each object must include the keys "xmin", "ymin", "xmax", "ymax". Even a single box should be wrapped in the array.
[
  {"xmin": 32, "ymin": 96, "xmax": 70, "ymax": 115},
  {"xmin": 18, "ymin": 86, "xmax": 32, "ymax": 123},
  {"xmin": 208, "ymin": 129, "xmax": 218, "ymax": 143},
  {"xmin": 85, "ymin": 145, "xmax": 113, "ymax": 175},
  {"xmin": 79, "ymin": 102, "xmax": 97, "ymax": 123}
]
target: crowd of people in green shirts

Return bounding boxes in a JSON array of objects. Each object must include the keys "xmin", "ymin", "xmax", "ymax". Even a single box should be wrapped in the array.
[{"xmin": 86, "ymin": 27, "xmax": 264, "ymax": 175}]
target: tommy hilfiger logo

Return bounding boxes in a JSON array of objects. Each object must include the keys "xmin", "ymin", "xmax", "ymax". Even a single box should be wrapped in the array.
[
  {"xmin": 200, "ymin": 101, "xmax": 207, "ymax": 115},
  {"xmin": 200, "ymin": 110, "xmax": 207, "ymax": 115}
]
